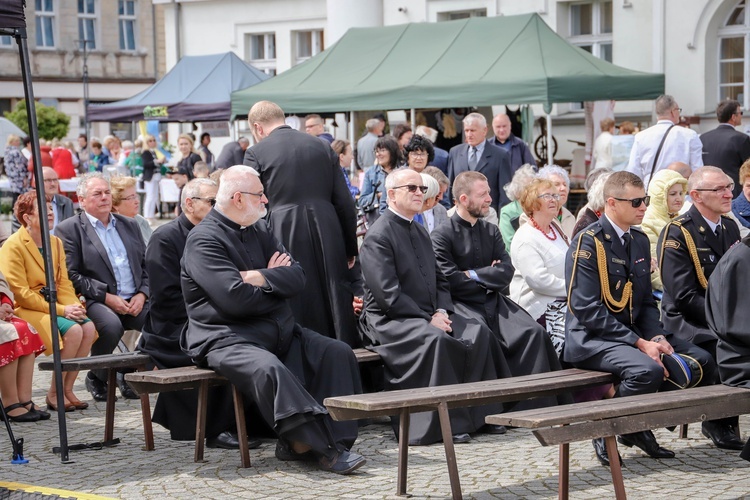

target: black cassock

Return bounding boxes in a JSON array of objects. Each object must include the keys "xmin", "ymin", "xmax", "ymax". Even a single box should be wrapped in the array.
[
  {"xmin": 244, "ymin": 125, "xmax": 359, "ymax": 347},
  {"xmin": 431, "ymin": 214, "xmax": 562, "ymax": 386},
  {"xmin": 358, "ymin": 209, "xmax": 504, "ymax": 445},
  {"xmin": 706, "ymin": 236, "xmax": 750, "ymax": 388},
  {"xmin": 137, "ymin": 214, "xmax": 237, "ymax": 441},
  {"xmin": 180, "ymin": 210, "xmax": 361, "ymax": 454}
]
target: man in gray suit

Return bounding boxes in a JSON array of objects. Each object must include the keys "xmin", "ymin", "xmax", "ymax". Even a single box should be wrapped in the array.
[
  {"xmin": 56, "ymin": 173, "xmax": 149, "ymax": 402},
  {"xmin": 214, "ymin": 137, "xmax": 250, "ymax": 170},
  {"xmin": 447, "ymin": 113, "xmax": 513, "ymax": 212},
  {"xmin": 11, "ymin": 167, "xmax": 74, "ymax": 234}
]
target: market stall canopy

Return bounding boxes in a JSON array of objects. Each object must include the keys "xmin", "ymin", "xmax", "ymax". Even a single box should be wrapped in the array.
[
  {"xmin": 231, "ymin": 13, "xmax": 663, "ymax": 116},
  {"xmin": 89, "ymin": 52, "xmax": 269, "ymax": 122}
]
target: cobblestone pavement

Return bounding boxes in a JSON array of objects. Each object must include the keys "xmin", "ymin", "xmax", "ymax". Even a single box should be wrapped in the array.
[{"xmin": 2, "ymin": 364, "xmax": 750, "ymax": 499}]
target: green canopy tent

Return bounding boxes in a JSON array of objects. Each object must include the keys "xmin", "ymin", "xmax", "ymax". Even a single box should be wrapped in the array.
[{"xmin": 231, "ymin": 13, "xmax": 664, "ymax": 163}]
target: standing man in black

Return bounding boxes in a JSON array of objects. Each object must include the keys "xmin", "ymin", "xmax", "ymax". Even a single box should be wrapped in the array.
[
  {"xmin": 214, "ymin": 137, "xmax": 250, "ymax": 170},
  {"xmin": 491, "ymin": 113, "xmax": 536, "ymax": 171},
  {"xmin": 657, "ymin": 165, "xmax": 743, "ymax": 450},
  {"xmin": 700, "ymin": 100, "xmax": 750, "ymax": 198},
  {"xmin": 565, "ymin": 171, "xmax": 715, "ymax": 465},
  {"xmin": 447, "ymin": 112, "xmax": 513, "ymax": 211},
  {"xmin": 243, "ymin": 100, "xmax": 359, "ymax": 347}
]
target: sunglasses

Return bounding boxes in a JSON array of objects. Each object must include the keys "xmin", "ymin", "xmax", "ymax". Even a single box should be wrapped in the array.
[
  {"xmin": 191, "ymin": 197, "xmax": 216, "ymax": 206},
  {"xmin": 613, "ymin": 195, "xmax": 650, "ymax": 208},
  {"xmin": 392, "ymin": 184, "xmax": 428, "ymax": 194}
]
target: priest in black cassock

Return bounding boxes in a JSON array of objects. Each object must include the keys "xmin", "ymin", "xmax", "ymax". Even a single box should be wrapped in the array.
[
  {"xmin": 705, "ymin": 234, "xmax": 750, "ymax": 460},
  {"xmin": 358, "ymin": 168, "xmax": 507, "ymax": 446},
  {"xmin": 180, "ymin": 166, "xmax": 365, "ymax": 475},
  {"xmin": 431, "ymin": 172, "xmax": 562, "ymax": 391},
  {"xmin": 137, "ymin": 179, "xmax": 259, "ymax": 449},
  {"xmin": 243, "ymin": 101, "xmax": 359, "ymax": 347}
]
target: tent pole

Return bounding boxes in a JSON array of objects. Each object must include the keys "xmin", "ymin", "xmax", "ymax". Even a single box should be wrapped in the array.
[
  {"xmin": 410, "ymin": 108, "xmax": 415, "ymax": 132},
  {"xmin": 546, "ymin": 111, "xmax": 553, "ymax": 166},
  {"xmin": 349, "ymin": 111, "xmax": 356, "ymax": 177},
  {"xmin": 16, "ymin": 27, "xmax": 70, "ymax": 463}
]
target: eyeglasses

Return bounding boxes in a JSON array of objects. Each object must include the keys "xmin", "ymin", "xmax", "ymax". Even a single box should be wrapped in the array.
[
  {"xmin": 121, "ymin": 194, "xmax": 139, "ymax": 202},
  {"xmin": 392, "ymin": 184, "xmax": 428, "ymax": 194},
  {"xmin": 695, "ymin": 183, "xmax": 734, "ymax": 194},
  {"xmin": 537, "ymin": 193, "xmax": 561, "ymax": 201},
  {"xmin": 408, "ymin": 151, "xmax": 427, "ymax": 158},
  {"xmin": 191, "ymin": 197, "xmax": 216, "ymax": 206},
  {"xmin": 238, "ymin": 191, "xmax": 265, "ymax": 199},
  {"xmin": 673, "ymin": 107, "xmax": 682, "ymax": 114},
  {"xmin": 613, "ymin": 195, "xmax": 650, "ymax": 208}
]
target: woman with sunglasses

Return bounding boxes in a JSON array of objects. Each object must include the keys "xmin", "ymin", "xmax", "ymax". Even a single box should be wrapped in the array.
[
  {"xmin": 641, "ymin": 169, "xmax": 687, "ymax": 291},
  {"xmin": 510, "ymin": 178, "xmax": 570, "ymax": 355},
  {"xmin": 141, "ymin": 134, "xmax": 165, "ymax": 226},
  {"xmin": 110, "ymin": 176, "xmax": 152, "ymax": 244}
]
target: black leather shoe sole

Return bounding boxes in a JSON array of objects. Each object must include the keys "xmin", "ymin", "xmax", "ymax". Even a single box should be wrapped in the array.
[
  {"xmin": 317, "ymin": 451, "xmax": 367, "ymax": 475},
  {"xmin": 85, "ymin": 374, "xmax": 110, "ymax": 402},
  {"xmin": 701, "ymin": 427, "xmax": 745, "ymax": 451},
  {"xmin": 617, "ymin": 434, "xmax": 675, "ymax": 459}
]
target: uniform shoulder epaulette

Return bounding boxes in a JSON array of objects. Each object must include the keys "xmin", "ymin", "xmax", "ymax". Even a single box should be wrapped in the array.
[
  {"xmin": 720, "ymin": 213, "xmax": 733, "ymax": 221},
  {"xmin": 583, "ymin": 221, "xmax": 603, "ymax": 236},
  {"xmin": 672, "ymin": 212, "xmax": 690, "ymax": 225}
]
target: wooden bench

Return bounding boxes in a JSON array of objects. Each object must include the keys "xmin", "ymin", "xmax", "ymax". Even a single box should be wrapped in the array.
[
  {"xmin": 487, "ymin": 384, "xmax": 750, "ymax": 500},
  {"xmin": 38, "ymin": 352, "xmax": 152, "ymax": 447},
  {"xmin": 324, "ymin": 368, "xmax": 614, "ymax": 499},
  {"xmin": 122, "ymin": 347, "xmax": 381, "ymax": 467}
]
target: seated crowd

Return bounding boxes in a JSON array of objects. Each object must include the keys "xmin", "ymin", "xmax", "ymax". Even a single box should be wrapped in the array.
[{"xmin": 2, "ymin": 95, "xmax": 750, "ymax": 477}]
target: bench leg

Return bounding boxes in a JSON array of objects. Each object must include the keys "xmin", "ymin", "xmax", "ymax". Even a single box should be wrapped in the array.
[
  {"xmin": 437, "ymin": 402, "xmax": 462, "ymax": 500},
  {"xmin": 605, "ymin": 436, "xmax": 627, "ymax": 500},
  {"xmin": 558, "ymin": 443, "xmax": 569, "ymax": 500},
  {"xmin": 104, "ymin": 369, "xmax": 117, "ymax": 442},
  {"xmin": 680, "ymin": 424, "xmax": 689, "ymax": 439},
  {"xmin": 194, "ymin": 380, "xmax": 209, "ymax": 463},
  {"xmin": 137, "ymin": 364, "xmax": 154, "ymax": 451},
  {"xmin": 397, "ymin": 409, "xmax": 411, "ymax": 497},
  {"xmin": 232, "ymin": 385, "xmax": 251, "ymax": 468}
]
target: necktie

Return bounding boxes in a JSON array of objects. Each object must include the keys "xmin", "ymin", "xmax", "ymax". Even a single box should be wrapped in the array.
[
  {"xmin": 468, "ymin": 146, "xmax": 478, "ymax": 170},
  {"xmin": 715, "ymin": 225, "xmax": 721, "ymax": 239},
  {"xmin": 622, "ymin": 232, "xmax": 631, "ymax": 256}
]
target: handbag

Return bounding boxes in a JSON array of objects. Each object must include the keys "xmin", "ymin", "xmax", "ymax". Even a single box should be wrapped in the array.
[{"xmin": 544, "ymin": 299, "xmax": 567, "ymax": 356}]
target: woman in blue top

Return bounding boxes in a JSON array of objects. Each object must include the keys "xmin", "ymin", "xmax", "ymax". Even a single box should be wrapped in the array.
[
  {"xmin": 732, "ymin": 160, "xmax": 750, "ymax": 229},
  {"xmin": 358, "ymin": 135, "xmax": 400, "ymax": 213}
]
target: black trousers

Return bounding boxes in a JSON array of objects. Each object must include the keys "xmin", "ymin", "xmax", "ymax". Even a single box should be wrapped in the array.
[{"xmin": 86, "ymin": 301, "xmax": 148, "ymax": 382}]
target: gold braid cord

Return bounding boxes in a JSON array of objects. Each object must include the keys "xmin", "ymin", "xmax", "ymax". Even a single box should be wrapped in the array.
[
  {"xmin": 593, "ymin": 237, "xmax": 633, "ymax": 313},
  {"xmin": 679, "ymin": 226, "xmax": 708, "ymax": 289}
]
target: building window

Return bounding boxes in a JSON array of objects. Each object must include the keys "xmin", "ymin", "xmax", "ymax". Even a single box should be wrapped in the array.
[
  {"xmin": 567, "ymin": 1, "xmax": 613, "ymax": 110},
  {"xmin": 295, "ymin": 30, "xmax": 324, "ymax": 64},
  {"xmin": 246, "ymin": 33, "xmax": 276, "ymax": 76},
  {"xmin": 0, "ymin": 36, "xmax": 12, "ymax": 48},
  {"xmin": 78, "ymin": 0, "xmax": 97, "ymax": 50},
  {"xmin": 35, "ymin": 0, "xmax": 56, "ymax": 48},
  {"xmin": 118, "ymin": 0, "xmax": 137, "ymax": 51},
  {"xmin": 438, "ymin": 9, "xmax": 487, "ymax": 21},
  {"xmin": 718, "ymin": 1, "xmax": 749, "ymax": 107}
]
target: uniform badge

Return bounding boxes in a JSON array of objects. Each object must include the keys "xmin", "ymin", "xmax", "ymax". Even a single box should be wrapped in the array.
[
  {"xmin": 615, "ymin": 280, "xmax": 621, "ymax": 291},
  {"xmin": 612, "ymin": 258, "xmax": 626, "ymax": 265},
  {"xmin": 710, "ymin": 255, "xmax": 715, "ymax": 262},
  {"xmin": 699, "ymin": 226, "xmax": 705, "ymax": 233},
  {"xmin": 664, "ymin": 240, "xmax": 680, "ymax": 249},
  {"xmin": 574, "ymin": 250, "xmax": 592, "ymax": 260},
  {"xmin": 604, "ymin": 233, "xmax": 611, "ymax": 240}
]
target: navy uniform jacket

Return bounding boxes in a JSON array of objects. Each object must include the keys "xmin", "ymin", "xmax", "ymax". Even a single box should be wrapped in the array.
[
  {"xmin": 563, "ymin": 215, "xmax": 660, "ymax": 363},
  {"xmin": 658, "ymin": 204, "xmax": 740, "ymax": 345}
]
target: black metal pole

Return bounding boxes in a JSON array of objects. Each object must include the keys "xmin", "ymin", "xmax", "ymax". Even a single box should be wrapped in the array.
[
  {"xmin": 81, "ymin": 39, "xmax": 90, "ymax": 158},
  {"xmin": 15, "ymin": 27, "xmax": 70, "ymax": 463}
]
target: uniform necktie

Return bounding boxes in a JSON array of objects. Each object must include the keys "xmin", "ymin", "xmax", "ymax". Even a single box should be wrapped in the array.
[
  {"xmin": 715, "ymin": 225, "xmax": 721, "ymax": 239},
  {"xmin": 468, "ymin": 146, "xmax": 478, "ymax": 170},
  {"xmin": 622, "ymin": 232, "xmax": 631, "ymax": 256}
]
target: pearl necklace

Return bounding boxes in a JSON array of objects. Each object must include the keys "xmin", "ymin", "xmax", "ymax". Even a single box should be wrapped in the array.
[{"xmin": 530, "ymin": 216, "xmax": 557, "ymax": 241}]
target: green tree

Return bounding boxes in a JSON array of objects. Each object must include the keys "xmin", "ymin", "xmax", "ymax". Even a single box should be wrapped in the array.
[{"xmin": 4, "ymin": 100, "xmax": 70, "ymax": 140}]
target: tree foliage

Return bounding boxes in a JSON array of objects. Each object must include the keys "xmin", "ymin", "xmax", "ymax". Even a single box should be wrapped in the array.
[{"xmin": 4, "ymin": 100, "xmax": 70, "ymax": 140}]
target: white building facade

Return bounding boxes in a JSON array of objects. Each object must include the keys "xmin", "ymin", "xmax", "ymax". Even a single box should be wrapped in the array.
[{"xmin": 154, "ymin": 0, "xmax": 749, "ymax": 159}]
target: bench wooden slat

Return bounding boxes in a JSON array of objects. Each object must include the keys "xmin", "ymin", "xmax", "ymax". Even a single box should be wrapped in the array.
[
  {"xmin": 38, "ymin": 352, "xmax": 150, "ymax": 371},
  {"xmin": 486, "ymin": 385, "xmax": 748, "ymax": 428},
  {"xmin": 124, "ymin": 367, "xmax": 228, "ymax": 396},
  {"xmin": 353, "ymin": 348, "xmax": 381, "ymax": 364},
  {"xmin": 325, "ymin": 369, "xmax": 613, "ymax": 420}
]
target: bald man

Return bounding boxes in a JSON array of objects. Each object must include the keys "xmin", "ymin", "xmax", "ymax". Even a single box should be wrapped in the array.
[{"xmin": 491, "ymin": 113, "xmax": 536, "ymax": 171}]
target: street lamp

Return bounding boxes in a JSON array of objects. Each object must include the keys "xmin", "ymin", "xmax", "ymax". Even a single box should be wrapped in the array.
[{"xmin": 77, "ymin": 39, "xmax": 91, "ymax": 157}]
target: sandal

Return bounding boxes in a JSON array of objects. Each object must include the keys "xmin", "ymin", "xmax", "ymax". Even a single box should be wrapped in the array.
[
  {"xmin": 22, "ymin": 401, "xmax": 51, "ymax": 420},
  {"xmin": 2, "ymin": 402, "xmax": 41, "ymax": 423}
]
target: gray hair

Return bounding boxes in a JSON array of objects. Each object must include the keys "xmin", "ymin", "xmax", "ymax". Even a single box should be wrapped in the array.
[
  {"xmin": 504, "ymin": 164, "xmax": 537, "ymax": 202},
  {"xmin": 655, "ymin": 95, "xmax": 677, "ymax": 116},
  {"xmin": 181, "ymin": 178, "xmax": 218, "ymax": 211},
  {"xmin": 421, "ymin": 173, "xmax": 439, "ymax": 200},
  {"xmin": 77, "ymin": 172, "xmax": 108, "ymax": 198},
  {"xmin": 687, "ymin": 165, "xmax": 727, "ymax": 192},
  {"xmin": 365, "ymin": 118, "xmax": 380, "ymax": 132},
  {"xmin": 587, "ymin": 171, "xmax": 613, "ymax": 212},
  {"xmin": 537, "ymin": 165, "xmax": 570, "ymax": 188},
  {"xmin": 584, "ymin": 167, "xmax": 611, "ymax": 191},
  {"xmin": 216, "ymin": 165, "xmax": 260, "ymax": 209},
  {"xmin": 463, "ymin": 112, "xmax": 486, "ymax": 128},
  {"xmin": 385, "ymin": 167, "xmax": 416, "ymax": 191},
  {"xmin": 238, "ymin": 137, "xmax": 250, "ymax": 147}
]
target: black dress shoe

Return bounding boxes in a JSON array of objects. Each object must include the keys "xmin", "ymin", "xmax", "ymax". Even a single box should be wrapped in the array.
[
  {"xmin": 452, "ymin": 433, "xmax": 472, "ymax": 444},
  {"xmin": 617, "ymin": 430, "xmax": 675, "ymax": 459},
  {"xmin": 85, "ymin": 372, "xmax": 111, "ymax": 402},
  {"xmin": 206, "ymin": 431, "xmax": 262, "ymax": 450},
  {"xmin": 317, "ymin": 450, "xmax": 367, "ymax": 475},
  {"xmin": 702, "ymin": 421, "xmax": 745, "ymax": 451},
  {"xmin": 480, "ymin": 424, "xmax": 508, "ymax": 435},
  {"xmin": 592, "ymin": 438, "xmax": 624, "ymax": 467},
  {"xmin": 275, "ymin": 440, "xmax": 316, "ymax": 461},
  {"xmin": 116, "ymin": 372, "xmax": 139, "ymax": 400},
  {"xmin": 1, "ymin": 403, "xmax": 41, "ymax": 423}
]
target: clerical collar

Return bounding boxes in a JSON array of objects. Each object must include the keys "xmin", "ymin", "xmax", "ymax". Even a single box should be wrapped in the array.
[
  {"xmin": 211, "ymin": 207, "xmax": 248, "ymax": 231},
  {"xmin": 603, "ymin": 213, "xmax": 630, "ymax": 243},
  {"xmin": 388, "ymin": 207, "xmax": 414, "ymax": 223},
  {"xmin": 453, "ymin": 211, "xmax": 478, "ymax": 227}
]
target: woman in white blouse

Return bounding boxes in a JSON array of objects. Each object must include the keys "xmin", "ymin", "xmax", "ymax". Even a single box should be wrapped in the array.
[{"xmin": 510, "ymin": 178, "xmax": 570, "ymax": 354}]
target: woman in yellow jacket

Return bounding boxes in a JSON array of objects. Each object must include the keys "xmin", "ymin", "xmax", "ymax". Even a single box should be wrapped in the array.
[
  {"xmin": 640, "ymin": 169, "xmax": 688, "ymax": 291},
  {"xmin": 0, "ymin": 191, "xmax": 97, "ymax": 411}
]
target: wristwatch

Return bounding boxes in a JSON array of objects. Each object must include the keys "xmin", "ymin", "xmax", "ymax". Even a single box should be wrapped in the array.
[{"xmin": 435, "ymin": 308, "xmax": 448, "ymax": 316}]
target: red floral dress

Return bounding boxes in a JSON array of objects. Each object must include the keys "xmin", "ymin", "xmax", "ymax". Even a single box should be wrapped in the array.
[{"xmin": 0, "ymin": 293, "xmax": 45, "ymax": 368}]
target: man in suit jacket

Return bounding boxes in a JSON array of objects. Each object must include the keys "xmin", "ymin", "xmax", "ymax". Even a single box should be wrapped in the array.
[
  {"xmin": 214, "ymin": 137, "xmax": 250, "ymax": 170},
  {"xmin": 56, "ymin": 173, "xmax": 149, "ymax": 401},
  {"xmin": 700, "ymin": 100, "xmax": 750, "ymax": 198},
  {"xmin": 11, "ymin": 167, "xmax": 74, "ymax": 234},
  {"xmin": 447, "ymin": 112, "xmax": 513, "ymax": 212}
]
